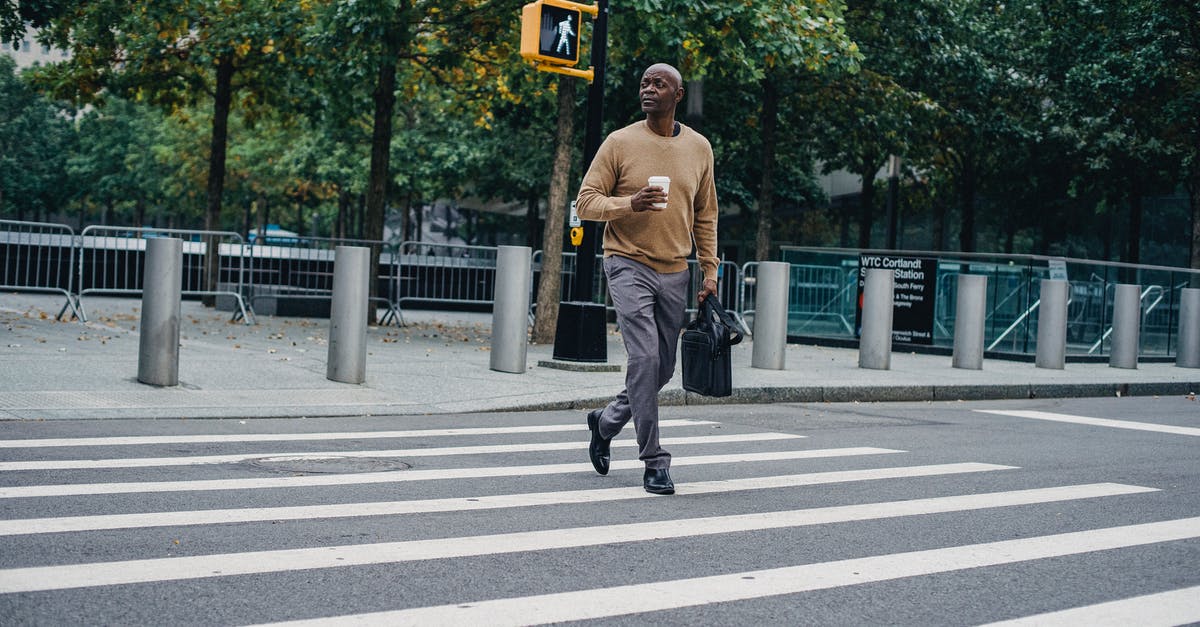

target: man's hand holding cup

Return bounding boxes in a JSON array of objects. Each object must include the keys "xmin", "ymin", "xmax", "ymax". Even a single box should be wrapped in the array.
[{"xmin": 633, "ymin": 176, "xmax": 670, "ymax": 212}]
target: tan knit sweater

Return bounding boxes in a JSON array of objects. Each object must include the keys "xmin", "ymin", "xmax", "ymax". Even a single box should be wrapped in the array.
[{"xmin": 575, "ymin": 120, "xmax": 719, "ymax": 283}]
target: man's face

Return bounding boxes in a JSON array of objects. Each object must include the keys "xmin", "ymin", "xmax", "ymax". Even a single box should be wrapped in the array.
[{"xmin": 639, "ymin": 68, "xmax": 681, "ymax": 116}]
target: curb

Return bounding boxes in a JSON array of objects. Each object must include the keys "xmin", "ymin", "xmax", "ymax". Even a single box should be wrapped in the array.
[{"xmin": 497, "ymin": 381, "xmax": 1200, "ymax": 413}]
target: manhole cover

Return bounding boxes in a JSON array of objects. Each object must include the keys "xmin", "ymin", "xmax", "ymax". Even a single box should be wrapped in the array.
[{"xmin": 245, "ymin": 456, "xmax": 411, "ymax": 474}]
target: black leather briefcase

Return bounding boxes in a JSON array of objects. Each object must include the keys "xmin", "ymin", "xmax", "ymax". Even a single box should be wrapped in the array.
[{"xmin": 681, "ymin": 296, "xmax": 743, "ymax": 397}]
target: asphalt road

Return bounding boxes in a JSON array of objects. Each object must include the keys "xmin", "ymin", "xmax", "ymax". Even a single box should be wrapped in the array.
[{"xmin": 0, "ymin": 396, "xmax": 1197, "ymax": 625}]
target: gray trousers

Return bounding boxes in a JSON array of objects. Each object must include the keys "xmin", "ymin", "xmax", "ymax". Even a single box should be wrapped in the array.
[{"xmin": 596, "ymin": 255, "xmax": 690, "ymax": 470}]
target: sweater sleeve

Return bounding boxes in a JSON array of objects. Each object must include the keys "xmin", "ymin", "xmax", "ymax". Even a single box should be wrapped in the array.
[
  {"xmin": 693, "ymin": 145, "xmax": 720, "ymax": 284},
  {"xmin": 575, "ymin": 136, "xmax": 634, "ymax": 222}
]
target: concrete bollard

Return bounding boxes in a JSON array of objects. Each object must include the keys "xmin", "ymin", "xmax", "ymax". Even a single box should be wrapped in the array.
[
  {"xmin": 1177, "ymin": 288, "xmax": 1200, "ymax": 368},
  {"xmin": 859, "ymin": 268, "xmax": 894, "ymax": 370},
  {"xmin": 490, "ymin": 245, "xmax": 533, "ymax": 374},
  {"xmin": 1035, "ymin": 279, "xmax": 1069, "ymax": 369},
  {"xmin": 752, "ymin": 261, "xmax": 789, "ymax": 370},
  {"xmin": 952, "ymin": 274, "xmax": 987, "ymax": 370},
  {"xmin": 327, "ymin": 245, "xmax": 370, "ymax": 384},
  {"xmin": 137, "ymin": 237, "xmax": 183, "ymax": 386},
  {"xmin": 1109, "ymin": 283, "xmax": 1140, "ymax": 369}
]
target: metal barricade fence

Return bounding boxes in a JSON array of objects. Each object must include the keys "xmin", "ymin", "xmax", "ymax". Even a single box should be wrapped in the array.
[
  {"xmin": 741, "ymin": 261, "xmax": 857, "ymax": 338},
  {"xmin": 75, "ymin": 226, "xmax": 253, "ymax": 324},
  {"xmin": 0, "ymin": 219, "xmax": 81, "ymax": 320},
  {"xmin": 396, "ymin": 241, "xmax": 500, "ymax": 313},
  {"xmin": 530, "ymin": 252, "xmax": 742, "ymax": 328},
  {"xmin": 248, "ymin": 236, "xmax": 401, "ymax": 326},
  {"xmin": 531, "ymin": 250, "xmax": 607, "ymax": 312}
]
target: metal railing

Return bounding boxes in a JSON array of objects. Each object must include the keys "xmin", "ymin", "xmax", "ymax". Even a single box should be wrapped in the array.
[
  {"xmin": 396, "ymin": 241, "xmax": 500, "ymax": 313},
  {"xmin": 75, "ymin": 226, "xmax": 253, "ymax": 324},
  {"xmin": 247, "ymin": 236, "xmax": 401, "ymax": 326},
  {"xmin": 531, "ymin": 250, "xmax": 608, "ymax": 310},
  {"xmin": 750, "ymin": 261, "xmax": 857, "ymax": 337},
  {"xmin": 6, "ymin": 217, "xmax": 1200, "ymax": 360},
  {"xmin": 529, "ymin": 252, "xmax": 743, "ymax": 329},
  {"xmin": 0, "ymin": 219, "xmax": 81, "ymax": 320},
  {"xmin": 781, "ymin": 245, "xmax": 1200, "ymax": 359}
]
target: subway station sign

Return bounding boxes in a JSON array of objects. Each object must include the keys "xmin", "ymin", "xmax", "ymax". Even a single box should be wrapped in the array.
[{"xmin": 855, "ymin": 254, "xmax": 939, "ymax": 345}]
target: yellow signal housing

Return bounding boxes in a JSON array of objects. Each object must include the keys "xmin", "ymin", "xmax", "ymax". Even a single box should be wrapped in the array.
[
  {"xmin": 520, "ymin": 0, "xmax": 598, "ymax": 81},
  {"xmin": 569, "ymin": 226, "xmax": 584, "ymax": 247}
]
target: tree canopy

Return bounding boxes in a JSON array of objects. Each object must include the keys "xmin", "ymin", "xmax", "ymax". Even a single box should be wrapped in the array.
[{"xmin": 2, "ymin": 0, "xmax": 1197, "ymax": 270}]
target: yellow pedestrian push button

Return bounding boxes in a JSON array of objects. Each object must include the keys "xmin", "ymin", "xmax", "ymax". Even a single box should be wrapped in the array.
[{"xmin": 570, "ymin": 226, "xmax": 584, "ymax": 247}]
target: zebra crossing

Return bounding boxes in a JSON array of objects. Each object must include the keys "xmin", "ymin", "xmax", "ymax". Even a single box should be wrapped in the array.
[{"xmin": 0, "ymin": 410, "xmax": 1197, "ymax": 625}]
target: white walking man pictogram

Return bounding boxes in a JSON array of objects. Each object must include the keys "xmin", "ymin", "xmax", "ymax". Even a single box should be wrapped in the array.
[{"xmin": 555, "ymin": 15, "xmax": 575, "ymax": 56}]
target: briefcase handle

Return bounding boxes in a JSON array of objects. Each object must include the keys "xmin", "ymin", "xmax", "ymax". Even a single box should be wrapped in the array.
[{"xmin": 700, "ymin": 296, "xmax": 743, "ymax": 346}]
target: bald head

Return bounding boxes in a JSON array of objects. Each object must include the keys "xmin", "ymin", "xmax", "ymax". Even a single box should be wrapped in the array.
[{"xmin": 644, "ymin": 63, "xmax": 683, "ymax": 90}]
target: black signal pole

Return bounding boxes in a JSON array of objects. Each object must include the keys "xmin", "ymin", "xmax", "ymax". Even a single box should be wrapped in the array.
[
  {"xmin": 552, "ymin": 0, "xmax": 609, "ymax": 362},
  {"xmin": 573, "ymin": 0, "xmax": 607, "ymax": 303}
]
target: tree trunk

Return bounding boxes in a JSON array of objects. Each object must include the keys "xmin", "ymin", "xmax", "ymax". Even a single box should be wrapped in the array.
[
  {"xmin": 958, "ymin": 156, "xmax": 977, "ymax": 253},
  {"xmin": 136, "ymin": 198, "xmax": 145, "ymax": 229},
  {"xmin": 401, "ymin": 190, "xmax": 413, "ymax": 242},
  {"xmin": 364, "ymin": 54, "xmax": 397, "ymax": 324},
  {"xmin": 414, "ymin": 200, "xmax": 423, "ymax": 241},
  {"xmin": 857, "ymin": 163, "xmax": 877, "ymax": 249},
  {"xmin": 931, "ymin": 198, "xmax": 946, "ymax": 251},
  {"xmin": 336, "ymin": 189, "xmax": 350, "ymax": 240},
  {"xmin": 1101, "ymin": 195, "xmax": 1115, "ymax": 261},
  {"xmin": 524, "ymin": 193, "xmax": 540, "ymax": 250},
  {"xmin": 532, "ymin": 76, "xmax": 577, "ymax": 344},
  {"xmin": 1126, "ymin": 179, "xmax": 1143, "ymax": 265},
  {"xmin": 754, "ymin": 77, "xmax": 778, "ymax": 262},
  {"xmin": 356, "ymin": 193, "xmax": 365, "ymax": 239},
  {"xmin": 258, "ymin": 195, "xmax": 270, "ymax": 243},
  {"xmin": 203, "ymin": 54, "xmax": 234, "ymax": 306}
]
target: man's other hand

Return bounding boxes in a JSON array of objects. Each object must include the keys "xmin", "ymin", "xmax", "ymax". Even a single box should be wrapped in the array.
[{"xmin": 698, "ymin": 279, "xmax": 717, "ymax": 303}]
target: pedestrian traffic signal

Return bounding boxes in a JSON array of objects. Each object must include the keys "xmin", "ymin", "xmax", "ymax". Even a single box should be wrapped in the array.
[{"xmin": 520, "ymin": 0, "xmax": 597, "ymax": 68}]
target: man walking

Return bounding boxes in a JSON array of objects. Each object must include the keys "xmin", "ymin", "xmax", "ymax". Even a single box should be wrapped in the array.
[{"xmin": 575, "ymin": 63, "xmax": 719, "ymax": 495}]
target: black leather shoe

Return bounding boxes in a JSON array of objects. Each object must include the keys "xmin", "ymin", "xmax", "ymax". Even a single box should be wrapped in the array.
[
  {"xmin": 587, "ymin": 409, "xmax": 611, "ymax": 476},
  {"xmin": 643, "ymin": 468, "xmax": 675, "ymax": 495}
]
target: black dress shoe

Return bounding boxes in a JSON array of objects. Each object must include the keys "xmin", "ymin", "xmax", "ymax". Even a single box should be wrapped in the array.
[
  {"xmin": 587, "ymin": 409, "xmax": 611, "ymax": 475},
  {"xmin": 643, "ymin": 468, "xmax": 675, "ymax": 495}
]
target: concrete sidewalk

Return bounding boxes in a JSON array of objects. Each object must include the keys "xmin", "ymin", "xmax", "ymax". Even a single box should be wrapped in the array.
[{"xmin": 3, "ymin": 293, "xmax": 1200, "ymax": 420}]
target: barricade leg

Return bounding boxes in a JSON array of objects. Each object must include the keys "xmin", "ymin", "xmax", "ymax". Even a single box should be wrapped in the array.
[
  {"xmin": 491, "ymin": 246, "xmax": 533, "ymax": 374},
  {"xmin": 137, "ymin": 238, "xmax": 182, "ymax": 387},
  {"xmin": 1035, "ymin": 279, "xmax": 1069, "ymax": 369},
  {"xmin": 952, "ymin": 274, "xmax": 987, "ymax": 370},
  {"xmin": 751, "ymin": 261, "xmax": 788, "ymax": 370},
  {"xmin": 327, "ymin": 246, "xmax": 370, "ymax": 384},
  {"xmin": 1177, "ymin": 288, "xmax": 1200, "ymax": 368},
  {"xmin": 859, "ymin": 268, "xmax": 894, "ymax": 370},
  {"xmin": 1110, "ymin": 283, "xmax": 1140, "ymax": 369}
]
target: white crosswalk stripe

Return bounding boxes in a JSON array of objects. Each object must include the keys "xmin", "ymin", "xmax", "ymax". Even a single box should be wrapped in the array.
[
  {"xmin": 0, "ymin": 447, "xmax": 902, "ymax": 498},
  {"xmin": 0, "ymin": 419, "xmax": 718, "ymax": 448},
  {"xmin": 0, "ymin": 432, "xmax": 804, "ymax": 471},
  {"xmin": 0, "ymin": 463, "xmax": 1014, "ymax": 536},
  {"xmin": 259, "ymin": 516, "xmax": 1200, "ymax": 626},
  {"xmin": 0, "ymin": 483, "xmax": 1157, "ymax": 593},
  {"xmin": 0, "ymin": 413, "xmax": 1190, "ymax": 624},
  {"xmin": 977, "ymin": 585, "xmax": 1200, "ymax": 627},
  {"xmin": 975, "ymin": 409, "xmax": 1200, "ymax": 437}
]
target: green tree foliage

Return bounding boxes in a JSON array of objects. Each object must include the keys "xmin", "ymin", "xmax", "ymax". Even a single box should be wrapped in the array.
[
  {"xmin": 6, "ymin": 0, "xmax": 1199, "ymax": 273},
  {"xmin": 67, "ymin": 98, "xmax": 176, "ymax": 227},
  {"xmin": 33, "ymin": 0, "xmax": 319, "ymax": 295},
  {"xmin": 0, "ymin": 56, "xmax": 73, "ymax": 221}
]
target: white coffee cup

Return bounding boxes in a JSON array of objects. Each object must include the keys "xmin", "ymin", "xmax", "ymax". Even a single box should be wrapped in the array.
[{"xmin": 648, "ymin": 176, "xmax": 670, "ymax": 209}]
